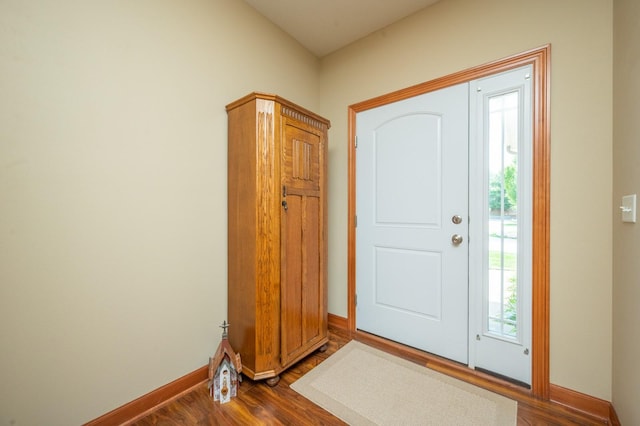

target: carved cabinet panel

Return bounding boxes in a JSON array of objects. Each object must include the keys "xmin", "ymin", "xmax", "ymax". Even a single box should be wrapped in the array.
[{"xmin": 226, "ymin": 93, "xmax": 329, "ymax": 383}]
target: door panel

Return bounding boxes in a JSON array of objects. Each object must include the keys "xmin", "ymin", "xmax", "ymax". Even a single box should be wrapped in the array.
[
  {"xmin": 375, "ymin": 247, "xmax": 442, "ymax": 318},
  {"xmin": 375, "ymin": 113, "xmax": 441, "ymax": 225},
  {"xmin": 356, "ymin": 83, "xmax": 469, "ymax": 364},
  {"xmin": 282, "ymin": 194, "xmax": 303, "ymax": 359}
]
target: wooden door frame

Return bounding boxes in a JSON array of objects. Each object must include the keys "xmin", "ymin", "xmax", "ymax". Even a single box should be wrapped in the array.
[{"xmin": 347, "ymin": 45, "xmax": 550, "ymax": 399}]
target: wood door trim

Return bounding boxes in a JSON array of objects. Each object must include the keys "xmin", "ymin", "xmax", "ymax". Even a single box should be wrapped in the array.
[{"xmin": 347, "ymin": 45, "xmax": 551, "ymax": 399}]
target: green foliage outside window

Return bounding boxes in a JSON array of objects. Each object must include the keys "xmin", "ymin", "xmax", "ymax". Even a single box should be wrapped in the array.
[{"xmin": 489, "ymin": 161, "xmax": 517, "ymax": 212}]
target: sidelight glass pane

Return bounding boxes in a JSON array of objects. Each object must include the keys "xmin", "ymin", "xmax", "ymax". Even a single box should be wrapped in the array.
[{"xmin": 487, "ymin": 91, "xmax": 519, "ymax": 339}]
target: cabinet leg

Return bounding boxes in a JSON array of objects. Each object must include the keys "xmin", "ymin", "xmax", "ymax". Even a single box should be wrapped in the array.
[
  {"xmin": 265, "ymin": 375, "xmax": 280, "ymax": 387},
  {"xmin": 318, "ymin": 343, "xmax": 328, "ymax": 353}
]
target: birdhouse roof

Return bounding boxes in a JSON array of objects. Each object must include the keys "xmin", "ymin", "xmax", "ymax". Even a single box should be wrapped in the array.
[{"xmin": 211, "ymin": 338, "xmax": 242, "ymax": 373}]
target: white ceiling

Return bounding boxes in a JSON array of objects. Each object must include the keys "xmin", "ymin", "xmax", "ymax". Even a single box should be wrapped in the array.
[{"xmin": 242, "ymin": 0, "xmax": 441, "ymax": 57}]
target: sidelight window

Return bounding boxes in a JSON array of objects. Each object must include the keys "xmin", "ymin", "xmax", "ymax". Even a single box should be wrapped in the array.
[{"xmin": 486, "ymin": 91, "xmax": 520, "ymax": 339}]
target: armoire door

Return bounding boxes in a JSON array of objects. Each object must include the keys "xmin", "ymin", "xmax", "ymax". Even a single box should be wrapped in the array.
[{"xmin": 280, "ymin": 119, "xmax": 326, "ymax": 366}]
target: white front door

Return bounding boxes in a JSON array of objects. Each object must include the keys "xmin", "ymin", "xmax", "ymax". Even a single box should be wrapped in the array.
[{"xmin": 355, "ymin": 83, "xmax": 469, "ymax": 364}]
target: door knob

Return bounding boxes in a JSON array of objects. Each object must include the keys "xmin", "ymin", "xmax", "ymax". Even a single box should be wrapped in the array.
[{"xmin": 451, "ymin": 234, "xmax": 463, "ymax": 245}]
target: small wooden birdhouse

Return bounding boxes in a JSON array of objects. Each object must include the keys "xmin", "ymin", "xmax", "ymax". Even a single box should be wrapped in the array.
[{"xmin": 208, "ymin": 321, "xmax": 242, "ymax": 404}]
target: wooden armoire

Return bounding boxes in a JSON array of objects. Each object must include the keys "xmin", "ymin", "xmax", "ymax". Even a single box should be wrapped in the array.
[{"xmin": 226, "ymin": 92, "xmax": 330, "ymax": 385}]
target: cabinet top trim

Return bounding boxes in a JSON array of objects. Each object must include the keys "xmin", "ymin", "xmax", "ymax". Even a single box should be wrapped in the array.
[{"xmin": 226, "ymin": 92, "xmax": 331, "ymax": 129}]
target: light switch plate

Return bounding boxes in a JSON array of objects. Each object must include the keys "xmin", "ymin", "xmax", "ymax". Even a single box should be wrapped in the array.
[{"xmin": 622, "ymin": 194, "xmax": 636, "ymax": 223}]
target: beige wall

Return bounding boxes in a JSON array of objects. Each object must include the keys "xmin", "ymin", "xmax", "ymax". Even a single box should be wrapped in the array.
[
  {"xmin": 0, "ymin": 1, "xmax": 319, "ymax": 424},
  {"xmin": 320, "ymin": 0, "xmax": 613, "ymax": 400},
  {"xmin": 1, "ymin": 0, "xmax": 620, "ymax": 423},
  {"xmin": 613, "ymin": 0, "xmax": 640, "ymax": 423}
]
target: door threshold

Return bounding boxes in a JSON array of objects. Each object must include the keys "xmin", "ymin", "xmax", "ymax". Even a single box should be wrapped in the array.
[{"xmin": 474, "ymin": 367, "xmax": 531, "ymax": 389}]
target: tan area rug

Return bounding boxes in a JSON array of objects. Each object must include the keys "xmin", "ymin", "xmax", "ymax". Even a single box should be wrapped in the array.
[{"xmin": 291, "ymin": 341, "xmax": 517, "ymax": 425}]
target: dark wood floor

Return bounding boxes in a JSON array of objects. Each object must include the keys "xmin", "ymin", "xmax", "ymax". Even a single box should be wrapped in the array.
[{"xmin": 132, "ymin": 328, "xmax": 608, "ymax": 425}]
